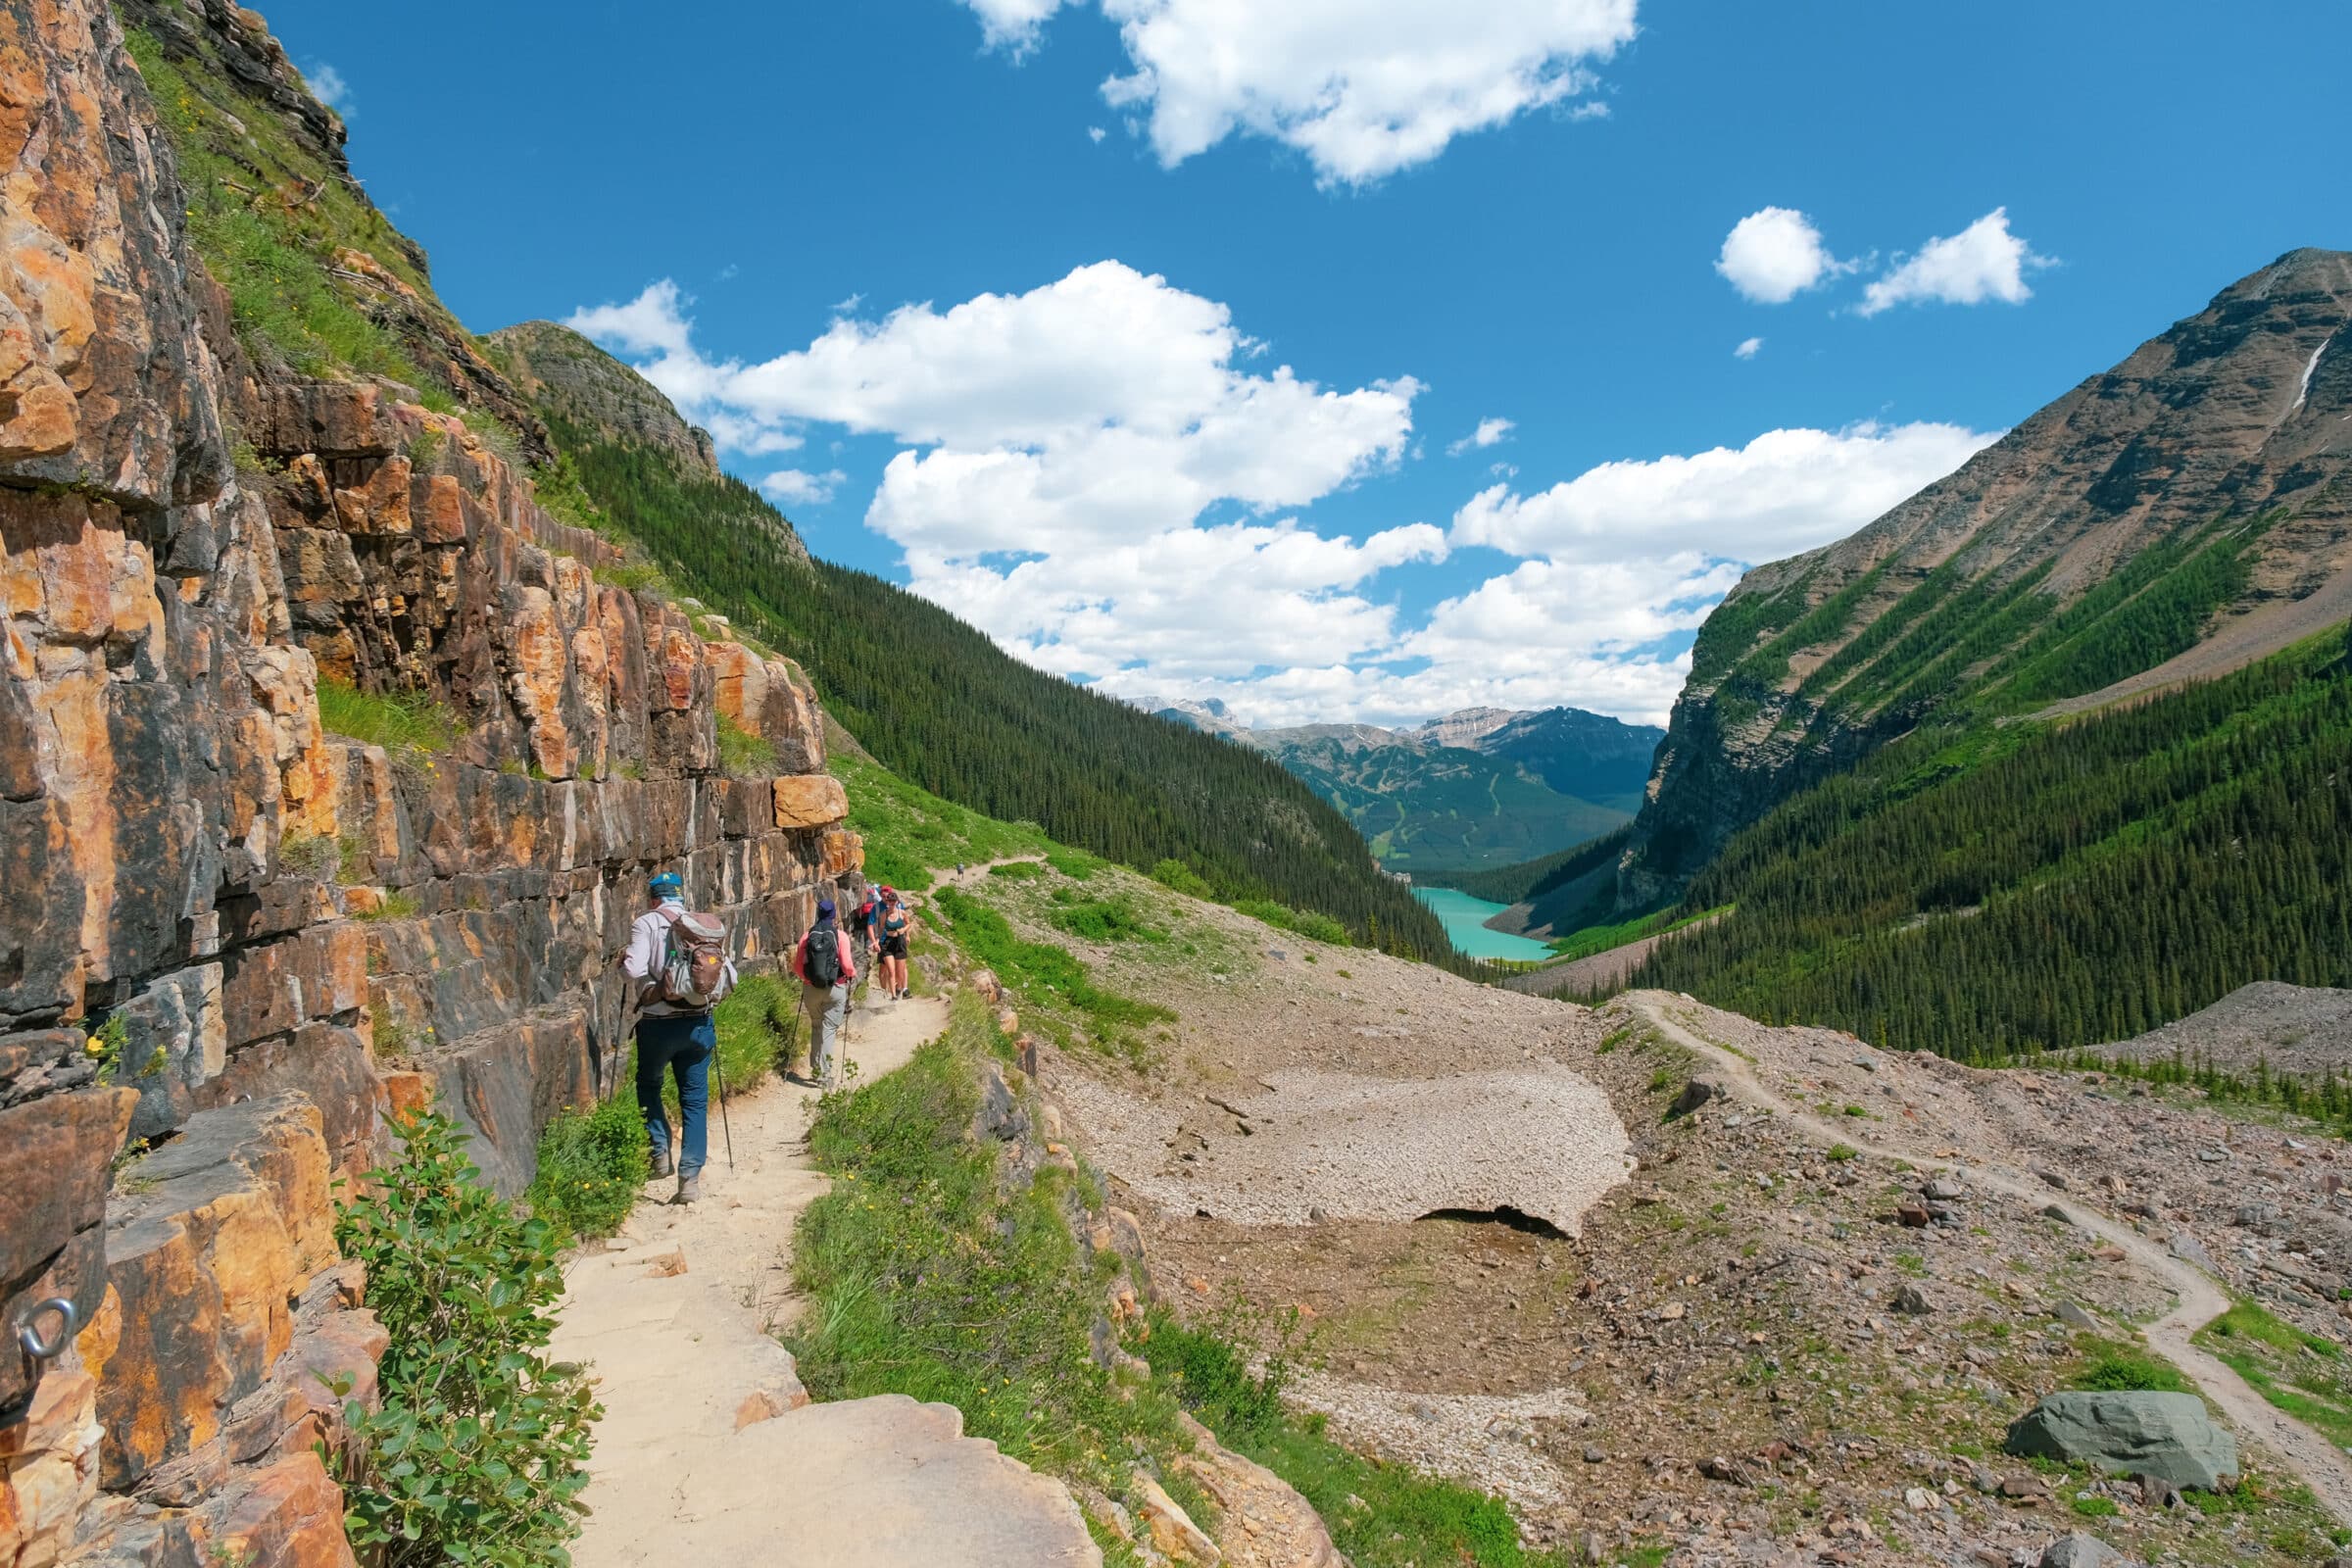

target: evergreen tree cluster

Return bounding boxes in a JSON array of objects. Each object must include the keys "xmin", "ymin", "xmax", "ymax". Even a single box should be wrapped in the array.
[
  {"xmin": 1595, "ymin": 630, "xmax": 2352, "ymax": 1058},
  {"xmin": 535, "ymin": 416, "xmax": 1455, "ymax": 963}
]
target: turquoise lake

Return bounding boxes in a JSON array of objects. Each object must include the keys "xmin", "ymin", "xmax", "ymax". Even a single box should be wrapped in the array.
[{"xmin": 1412, "ymin": 887, "xmax": 1557, "ymax": 962}]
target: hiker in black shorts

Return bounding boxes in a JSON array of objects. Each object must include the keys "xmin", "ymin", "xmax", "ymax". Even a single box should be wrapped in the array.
[
  {"xmin": 877, "ymin": 886, "xmax": 913, "ymax": 1001},
  {"xmin": 847, "ymin": 886, "xmax": 880, "ymax": 1004}
]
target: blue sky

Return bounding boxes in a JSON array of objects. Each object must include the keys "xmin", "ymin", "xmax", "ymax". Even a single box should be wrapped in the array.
[{"xmin": 262, "ymin": 0, "xmax": 2352, "ymax": 725}]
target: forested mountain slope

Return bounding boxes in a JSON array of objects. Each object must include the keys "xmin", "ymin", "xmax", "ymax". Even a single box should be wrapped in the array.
[
  {"xmin": 1621, "ymin": 249, "xmax": 2352, "ymax": 908},
  {"xmin": 484, "ymin": 323, "xmax": 1454, "ymax": 961},
  {"xmin": 1601, "ymin": 626, "xmax": 2352, "ymax": 1056}
]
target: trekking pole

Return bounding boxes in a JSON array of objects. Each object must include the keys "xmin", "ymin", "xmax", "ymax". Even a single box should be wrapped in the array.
[{"xmin": 712, "ymin": 1039, "xmax": 735, "ymax": 1170}]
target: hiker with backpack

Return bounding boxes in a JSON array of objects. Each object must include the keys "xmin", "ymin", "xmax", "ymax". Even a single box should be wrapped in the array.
[
  {"xmin": 847, "ymin": 886, "xmax": 881, "ymax": 1005},
  {"xmin": 622, "ymin": 871, "xmax": 737, "ymax": 1203},
  {"xmin": 792, "ymin": 897, "xmax": 858, "ymax": 1090}
]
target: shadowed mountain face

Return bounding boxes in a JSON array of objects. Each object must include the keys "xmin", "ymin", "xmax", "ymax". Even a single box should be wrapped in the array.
[
  {"xmin": 1623, "ymin": 247, "xmax": 2352, "ymax": 908},
  {"xmin": 1151, "ymin": 704, "xmax": 1662, "ymax": 873}
]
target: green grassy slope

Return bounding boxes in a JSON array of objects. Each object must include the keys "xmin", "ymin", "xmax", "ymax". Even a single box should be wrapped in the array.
[{"xmin": 1606, "ymin": 625, "xmax": 2352, "ymax": 1057}]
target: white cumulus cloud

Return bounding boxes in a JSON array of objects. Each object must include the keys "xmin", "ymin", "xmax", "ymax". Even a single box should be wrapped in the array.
[
  {"xmin": 1450, "ymin": 420, "xmax": 1998, "ymax": 565},
  {"xmin": 961, "ymin": 0, "xmax": 1638, "ymax": 184},
  {"xmin": 962, "ymin": 0, "xmax": 1074, "ymax": 53},
  {"xmin": 303, "ymin": 61, "xmax": 353, "ymax": 118},
  {"xmin": 760, "ymin": 468, "xmax": 849, "ymax": 507},
  {"xmin": 1734, "ymin": 336, "xmax": 1763, "ymax": 360},
  {"xmin": 567, "ymin": 265, "xmax": 1425, "ymax": 684},
  {"xmin": 1859, "ymin": 207, "xmax": 2052, "ymax": 317},
  {"xmin": 1715, "ymin": 207, "xmax": 1845, "ymax": 304},
  {"xmin": 1447, "ymin": 416, "xmax": 1515, "ymax": 457}
]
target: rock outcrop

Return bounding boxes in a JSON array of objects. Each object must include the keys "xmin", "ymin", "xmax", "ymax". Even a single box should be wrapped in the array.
[
  {"xmin": 2004, "ymin": 1391, "xmax": 2240, "ymax": 1493},
  {"xmin": 0, "ymin": 1, "xmax": 858, "ymax": 1562},
  {"xmin": 1623, "ymin": 249, "xmax": 2352, "ymax": 906}
]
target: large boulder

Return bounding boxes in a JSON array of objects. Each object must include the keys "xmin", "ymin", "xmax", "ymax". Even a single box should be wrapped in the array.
[{"xmin": 2004, "ymin": 1391, "xmax": 2237, "ymax": 1492}]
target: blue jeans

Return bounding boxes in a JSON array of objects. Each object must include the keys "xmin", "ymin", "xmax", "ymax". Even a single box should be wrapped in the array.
[{"xmin": 636, "ymin": 1012, "xmax": 714, "ymax": 1175}]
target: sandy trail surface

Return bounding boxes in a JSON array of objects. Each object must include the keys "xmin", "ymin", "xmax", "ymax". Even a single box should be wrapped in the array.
[
  {"xmin": 552, "ymin": 993, "xmax": 1102, "ymax": 1568},
  {"xmin": 1634, "ymin": 991, "xmax": 2352, "ymax": 1527}
]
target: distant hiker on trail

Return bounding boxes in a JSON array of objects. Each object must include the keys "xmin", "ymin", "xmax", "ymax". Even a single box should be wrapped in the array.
[
  {"xmin": 792, "ymin": 897, "xmax": 857, "ymax": 1090},
  {"xmin": 878, "ymin": 885, "xmax": 914, "ymax": 1002},
  {"xmin": 622, "ymin": 871, "xmax": 737, "ymax": 1204}
]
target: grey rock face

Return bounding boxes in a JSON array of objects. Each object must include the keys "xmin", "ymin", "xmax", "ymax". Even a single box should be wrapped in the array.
[{"xmin": 2003, "ymin": 1391, "xmax": 2238, "ymax": 1492}]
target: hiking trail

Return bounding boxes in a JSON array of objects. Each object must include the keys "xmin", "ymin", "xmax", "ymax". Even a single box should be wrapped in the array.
[
  {"xmin": 550, "ymin": 990, "xmax": 1102, "ymax": 1567},
  {"xmin": 1633, "ymin": 992, "xmax": 2352, "ymax": 1525}
]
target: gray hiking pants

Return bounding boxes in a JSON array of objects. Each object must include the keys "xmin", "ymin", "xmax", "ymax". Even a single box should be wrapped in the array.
[{"xmin": 801, "ymin": 981, "xmax": 848, "ymax": 1088}]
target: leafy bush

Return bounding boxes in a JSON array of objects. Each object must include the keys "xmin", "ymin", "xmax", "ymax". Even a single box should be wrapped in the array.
[
  {"xmin": 1150, "ymin": 858, "xmax": 1213, "ymax": 898},
  {"xmin": 989, "ymin": 859, "xmax": 1047, "ymax": 881},
  {"xmin": 317, "ymin": 676, "xmax": 460, "ymax": 756},
  {"xmin": 715, "ymin": 713, "xmax": 779, "ymax": 778},
  {"xmin": 1047, "ymin": 894, "xmax": 1166, "ymax": 946},
  {"xmin": 1233, "ymin": 898, "xmax": 1350, "ymax": 946},
  {"xmin": 2075, "ymin": 1349, "xmax": 2186, "ymax": 1393},
  {"xmin": 335, "ymin": 1111, "xmax": 597, "ymax": 1567},
  {"xmin": 526, "ymin": 1095, "xmax": 650, "ymax": 1240}
]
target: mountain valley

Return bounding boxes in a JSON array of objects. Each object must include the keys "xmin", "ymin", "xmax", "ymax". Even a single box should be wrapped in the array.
[{"xmin": 4, "ymin": 6, "xmax": 2352, "ymax": 1568}]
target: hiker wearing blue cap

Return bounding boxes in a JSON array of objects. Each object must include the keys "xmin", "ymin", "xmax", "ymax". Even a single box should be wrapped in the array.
[
  {"xmin": 790, "ymin": 895, "xmax": 857, "ymax": 1090},
  {"xmin": 622, "ymin": 870, "xmax": 735, "ymax": 1202}
]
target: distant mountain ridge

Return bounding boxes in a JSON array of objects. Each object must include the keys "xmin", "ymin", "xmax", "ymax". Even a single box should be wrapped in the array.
[{"xmin": 1139, "ymin": 699, "xmax": 1663, "ymax": 872}]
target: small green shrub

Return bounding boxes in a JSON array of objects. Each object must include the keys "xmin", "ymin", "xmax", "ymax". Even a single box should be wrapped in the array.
[
  {"xmin": 1150, "ymin": 858, "xmax": 1213, "ymax": 898},
  {"xmin": 354, "ymin": 891, "xmax": 419, "ymax": 922},
  {"xmin": 1842, "ymin": 1102, "xmax": 1869, "ymax": 1116},
  {"xmin": 716, "ymin": 713, "xmax": 779, "ymax": 778},
  {"xmin": 2075, "ymin": 1350, "xmax": 2187, "ymax": 1393},
  {"xmin": 279, "ymin": 831, "xmax": 340, "ymax": 881},
  {"xmin": 318, "ymin": 676, "xmax": 460, "ymax": 756},
  {"xmin": 1826, "ymin": 1143, "xmax": 1859, "ymax": 1161},
  {"xmin": 989, "ymin": 860, "xmax": 1047, "ymax": 881},
  {"xmin": 2071, "ymin": 1494, "xmax": 2119, "ymax": 1518},
  {"xmin": 527, "ymin": 1096, "xmax": 650, "ymax": 1240},
  {"xmin": 1234, "ymin": 899, "xmax": 1350, "ymax": 946},
  {"xmin": 1047, "ymin": 895, "xmax": 1166, "ymax": 946},
  {"xmin": 335, "ymin": 1110, "xmax": 598, "ymax": 1567}
]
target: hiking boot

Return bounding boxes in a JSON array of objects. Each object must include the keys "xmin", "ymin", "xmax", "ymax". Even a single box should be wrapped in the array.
[
  {"xmin": 673, "ymin": 1172, "xmax": 701, "ymax": 1205},
  {"xmin": 650, "ymin": 1146, "xmax": 673, "ymax": 1179}
]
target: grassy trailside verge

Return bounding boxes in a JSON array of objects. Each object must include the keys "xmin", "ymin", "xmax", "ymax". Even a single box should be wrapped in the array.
[{"xmin": 786, "ymin": 992, "xmax": 1569, "ymax": 1567}]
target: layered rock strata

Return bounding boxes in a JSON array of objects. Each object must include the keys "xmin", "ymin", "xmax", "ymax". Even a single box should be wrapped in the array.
[{"xmin": 0, "ymin": 0, "xmax": 857, "ymax": 1561}]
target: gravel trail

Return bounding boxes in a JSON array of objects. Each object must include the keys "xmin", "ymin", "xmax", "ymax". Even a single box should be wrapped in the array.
[{"xmin": 1634, "ymin": 990, "xmax": 2352, "ymax": 1526}]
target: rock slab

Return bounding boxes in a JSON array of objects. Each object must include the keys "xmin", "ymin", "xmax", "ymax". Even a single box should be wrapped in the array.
[{"xmin": 2004, "ymin": 1391, "xmax": 2238, "ymax": 1492}]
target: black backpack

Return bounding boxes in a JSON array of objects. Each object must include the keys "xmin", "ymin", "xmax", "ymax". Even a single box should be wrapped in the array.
[{"xmin": 803, "ymin": 921, "xmax": 844, "ymax": 987}]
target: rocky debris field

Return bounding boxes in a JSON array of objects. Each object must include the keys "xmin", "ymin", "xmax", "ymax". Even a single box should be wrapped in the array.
[
  {"xmin": 2104, "ymin": 982, "xmax": 2352, "ymax": 1079},
  {"xmin": 1004, "ymin": 865, "xmax": 2352, "ymax": 1567}
]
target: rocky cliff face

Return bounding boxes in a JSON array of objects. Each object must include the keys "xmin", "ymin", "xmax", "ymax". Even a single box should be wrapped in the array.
[
  {"xmin": 0, "ymin": 3, "xmax": 857, "ymax": 1563},
  {"xmin": 1623, "ymin": 248, "xmax": 2352, "ymax": 907}
]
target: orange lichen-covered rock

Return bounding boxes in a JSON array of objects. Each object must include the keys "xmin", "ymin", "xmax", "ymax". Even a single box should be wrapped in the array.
[{"xmin": 772, "ymin": 774, "xmax": 849, "ymax": 829}]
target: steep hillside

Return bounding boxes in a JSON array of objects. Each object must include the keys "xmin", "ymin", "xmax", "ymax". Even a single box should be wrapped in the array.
[
  {"xmin": 1152, "ymin": 701, "xmax": 1658, "ymax": 872},
  {"xmin": 1611, "ymin": 627, "xmax": 2352, "ymax": 1055},
  {"xmin": 480, "ymin": 321, "xmax": 1456, "ymax": 962},
  {"xmin": 1622, "ymin": 249, "xmax": 2352, "ymax": 907}
]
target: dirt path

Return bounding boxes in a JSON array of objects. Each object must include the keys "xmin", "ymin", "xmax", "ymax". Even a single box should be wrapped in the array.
[
  {"xmin": 551, "ymin": 994, "xmax": 1102, "ymax": 1567},
  {"xmin": 1633, "ymin": 991, "xmax": 2352, "ymax": 1525}
]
